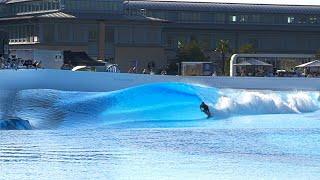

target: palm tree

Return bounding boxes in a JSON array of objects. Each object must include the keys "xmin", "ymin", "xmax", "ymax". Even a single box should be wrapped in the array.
[
  {"xmin": 215, "ymin": 40, "xmax": 230, "ymax": 75},
  {"xmin": 239, "ymin": 43, "xmax": 255, "ymax": 54}
]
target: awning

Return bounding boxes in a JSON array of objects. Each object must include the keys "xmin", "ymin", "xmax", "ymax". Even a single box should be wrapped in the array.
[
  {"xmin": 63, "ymin": 51, "xmax": 106, "ymax": 67},
  {"xmin": 234, "ymin": 59, "xmax": 272, "ymax": 66},
  {"xmin": 296, "ymin": 60, "xmax": 320, "ymax": 68}
]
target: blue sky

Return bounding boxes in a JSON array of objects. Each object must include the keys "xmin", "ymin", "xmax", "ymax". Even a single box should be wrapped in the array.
[{"xmin": 155, "ymin": 0, "xmax": 320, "ymax": 5}]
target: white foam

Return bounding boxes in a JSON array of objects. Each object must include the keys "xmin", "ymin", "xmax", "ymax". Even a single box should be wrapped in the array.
[{"xmin": 213, "ymin": 90, "xmax": 320, "ymax": 117}]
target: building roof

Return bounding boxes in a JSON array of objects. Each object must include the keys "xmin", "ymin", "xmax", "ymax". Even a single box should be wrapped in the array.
[
  {"xmin": 0, "ymin": 0, "xmax": 32, "ymax": 4},
  {"xmin": 128, "ymin": 1, "xmax": 320, "ymax": 15},
  {"xmin": 3, "ymin": 0, "xmax": 320, "ymax": 15},
  {"xmin": 37, "ymin": 12, "xmax": 76, "ymax": 18},
  {"xmin": 234, "ymin": 59, "xmax": 273, "ymax": 66},
  {"xmin": 296, "ymin": 60, "xmax": 320, "ymax": 68},
  {"xmin": 0, "ymin": 10, "xmax": 167, "ymax": 23}
]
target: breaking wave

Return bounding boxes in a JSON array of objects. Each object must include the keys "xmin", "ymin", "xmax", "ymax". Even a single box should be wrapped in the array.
[{"xmin": 0, "ymin": 83, "xmax": 319, "ymax": 129}]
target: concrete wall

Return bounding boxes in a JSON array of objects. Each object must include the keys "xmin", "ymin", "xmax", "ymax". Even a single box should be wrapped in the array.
[
  {"xmin": 0, "ymin": 69, "xmax": 320, "ymax": 92},
  {"xmin": 115, "ymin": 46, "xmax": 166, "ymax": 72}
]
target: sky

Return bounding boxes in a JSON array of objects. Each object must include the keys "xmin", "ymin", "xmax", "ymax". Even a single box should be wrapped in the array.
[{"xmin": 150, "ymin": 0, "xmax": 320, "ymax": 6}]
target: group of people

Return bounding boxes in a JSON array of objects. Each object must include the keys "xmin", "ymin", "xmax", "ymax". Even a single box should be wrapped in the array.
[
  {"xmin": 128, "ymin": 66, "xmax": 168, "ymax": 75},
  {"xmin": 0, "ymin": 56, "xmax": 41, "ymax": 70},
  {"xmin": 239, "ymin": 69, "xmax": 270, "ymax": 77},
  {"xmin": 305, "ymin": 72, "xmax": 320, "ymax": 78}
]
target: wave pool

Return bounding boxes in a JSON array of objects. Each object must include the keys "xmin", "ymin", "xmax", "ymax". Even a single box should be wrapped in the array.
[{"xmin": 1, "ymin": 83, "xmax": 320, "ymax": 179}]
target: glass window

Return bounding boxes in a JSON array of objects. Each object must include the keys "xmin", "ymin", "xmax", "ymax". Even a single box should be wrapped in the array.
[
  {"xmin": 262, "ymin": 15, "xmax": 275, "ymax": 24},
  {"xmin": 167, "ymin": 11, "xmax": 178, "ymax": 21},
  {"xmin": 309, "ymin": 16, "xmax": 318, "ymax": 24},
  {"xmin": 63, "ymin": 0, "xmax": 122, "ymax": 13},
  {"xmin": 231, "ymin": 15, "xmax": 237, "ymax": 22},
  {"xmin": 200, "ymin": 12, "xmax": 214, "ymax": 22},
  {"xmin": 166, "ymin": 34, "xmax": 175, "ymax": 48},
  {"xmin": 288, "ymin": 16, "xmax": 295, "ymax": 24},
  {"xmin": 251, "ymin": 15, "xmax": 260, "ymax": 23},
  {"xmin": 73, "ymin": 25, "xmax": 87, "ymax": 42},
  {"xmin": 88, "ymin": 31, "xmax": 97, "ymax": 41},
  {"xmin": 57, "ymin": 24, "xmax": 70, "ymax": 42},
  {"xmin": 152, "ymin": 11, "xmax": 165, "ymax": 19},
  {"xmin": 298, "ymin": 16, "xmax": 307, "ymax": 24},
  {"xmin": 215, "ymin": 13, "xmax": 225, "ymax": 23},
  {"xmin": 106, "ymin": 29, "xmax": 115, "ymax": 43},
  {"xmin": 6, "ymin": 24, "xmax": 36, "ymax": 43},
  {"xmin": 179, "ymin": 12, "xmax": 200, "ymax": 22},
  {"xmin": 239, "ymin": 15, "xmax": 248, "ymax": 23},
  {"xmin": 43, "ymin": 24, "xmax": 55, "ymax": 43}
]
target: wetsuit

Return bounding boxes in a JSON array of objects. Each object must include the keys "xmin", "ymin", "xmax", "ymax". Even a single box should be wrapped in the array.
[{"xmin": 200, "ymin": 102, "xmax": 211, "ymax": 118}]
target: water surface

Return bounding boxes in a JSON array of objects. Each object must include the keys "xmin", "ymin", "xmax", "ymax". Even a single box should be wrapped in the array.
[{"xmin": 1, "ymin": 83, "xmax": 320, "ymax": 179}]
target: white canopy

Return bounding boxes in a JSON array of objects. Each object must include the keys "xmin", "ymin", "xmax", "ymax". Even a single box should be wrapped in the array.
[
  {"xmin": 234, "ymin": 59, "xmax": 272, "ymax": 66},
  {"xmin": 296, "ymin": 60, "xmax": 320, "ymax": 68},
  {"xmin": 72, "ymin": 66, "xmax": 87, "ymax": 71}
]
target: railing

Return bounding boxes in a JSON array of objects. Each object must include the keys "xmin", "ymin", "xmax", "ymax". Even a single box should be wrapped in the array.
[{"xmin": 106, "ymin": 64, "xmax": 120, "ymax": 73}]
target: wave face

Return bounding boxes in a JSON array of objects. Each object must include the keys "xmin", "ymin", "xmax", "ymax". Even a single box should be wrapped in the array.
[{"xmin": 0, "ymin": 83, "xmax": 319, "ymax": 129}]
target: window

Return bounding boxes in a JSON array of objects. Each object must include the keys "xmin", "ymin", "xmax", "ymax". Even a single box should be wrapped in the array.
[
  {"xmin": 43, "ymin": 24, "xmax": 55, "ymax": 43},
  {"xmin": 7, "ymin": 25, "xmax": 36, "ymax": 43},
  {"xmin": 239, "ymin": 15, "xmax": 248, "ymax": 23},
  {"xmin": 215, "ymin": 13, "xmax": 225, "ymax": 23},
  {"xmin": 231, "ymin": 15, "xmax": 237, "ymax": 22},
  {"xmin": 167, "ymin": 11, "xmax": 178, "ymax": 21},
  {"xmin": 166, "ymin": 35, "xmax": 175, "ymax": 48},
  {"xmin": 106, "ymin": 29, "xmax": 115, "ymax": 43},
  {"xmin": 298, "ymin": 16, "xmax": 307, "ymax": 24},
  {"xmin": 288, "ymin": 16, "xmax": 295, "ymax": 24},
  {"xmin": 7, "ymin": 0, "xmax": 61, "ymax": 15},
  {"xmin": 179, "ymin": 12, "xmax": 200, "ymax": 22},
  {"xmin": 73, "ymin": 25, "xmax": 87, "ymax": 42},
  {"xmin": 251, "ymin": 15, "xmax": 260, "ymax": 23},
  {"xmin": 57, "ymin": 24, "xmax": 70, "ymax": 42},
  {"xmin": 88, "ymin": 29, "xmax": 97, "ymax": 41},
  {"xmin": 151, "ymin": 11, "xmax": 165, "ymax": 19},
  {"xmin": 309, "ymin": 16, "xmax": 318, "ymax": 24},
  {"xmin": 63, "ymin": 0, "xmax": 122, "ymax": 13},
  {"xmin": 200, "ymin": 12, "xmax": 214, "ymax": 22}
]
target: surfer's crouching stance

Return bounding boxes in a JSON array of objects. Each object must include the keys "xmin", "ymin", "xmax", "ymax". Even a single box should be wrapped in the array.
[{"xmin": 200, "ymin": 102, "xmax": 211, "ymax": 118}]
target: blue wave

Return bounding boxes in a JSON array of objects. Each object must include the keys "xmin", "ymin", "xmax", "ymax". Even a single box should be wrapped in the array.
[{"xmin": 0, "ymin": 82, "xmax": 319, "ymax": 129}]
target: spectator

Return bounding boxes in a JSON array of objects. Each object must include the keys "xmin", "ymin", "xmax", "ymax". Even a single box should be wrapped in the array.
[
  {"xmin": 142, "ymin": 69, "xmax": 148, "ymax": 74},
  {"xmin": 161, "ymin": 69, "xmax": 167, "ymax": 75},
  {"xmin": 150, "ymin": 68, "xmax": 155, "ymax": 75}
]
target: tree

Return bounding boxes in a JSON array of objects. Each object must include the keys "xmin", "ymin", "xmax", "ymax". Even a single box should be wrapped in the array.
[
  {"xmin": 176, "ymin": 40, "xmax": 207, "ymax": 62},
  {"xmin": 215, "ymin": 40, "xmax": 230, "ymax": 75},
  {"xmin": 239, "ymin": 43, "xmax": 255, "ymax": 54}
]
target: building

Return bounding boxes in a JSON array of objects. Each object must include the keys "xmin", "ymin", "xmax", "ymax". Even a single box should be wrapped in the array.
[
  {"xmin": 0, "ymin": 0, "xmax": 167, "ymax": 71},
  {"xmin": 1, "ymin": 0, "xmax": 320, "ymax": 72},
  {"xmin": 0, "ymin": 30, "xmax": 8, "ymax": 59}
]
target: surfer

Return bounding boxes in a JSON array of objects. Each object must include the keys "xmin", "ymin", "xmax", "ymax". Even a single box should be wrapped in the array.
[{"xmin": 200, "ymin": 102, "xmax": 211, "ymax": 118}]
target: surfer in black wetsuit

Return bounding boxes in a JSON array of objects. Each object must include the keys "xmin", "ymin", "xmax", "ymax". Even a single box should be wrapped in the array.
[{"xmin": 200, "ymin": 102, "xmax": 211, "ymax": 118}]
